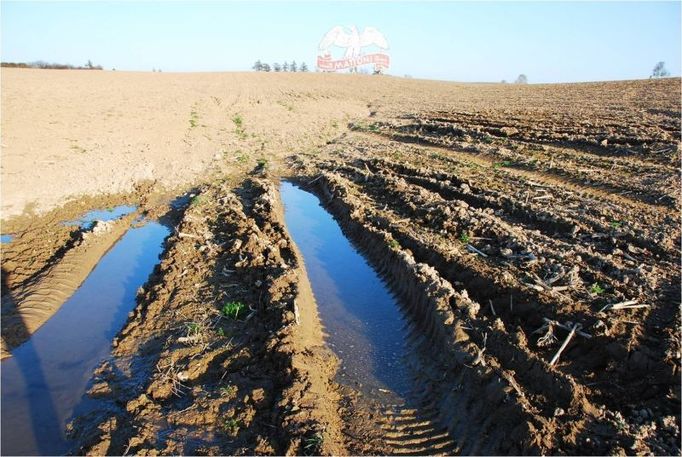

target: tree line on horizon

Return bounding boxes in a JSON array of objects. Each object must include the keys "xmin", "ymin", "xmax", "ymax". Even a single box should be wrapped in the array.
[
  {"xmin": 650, "ymin": 61, "xmax": 670, "ymax": 78},
  {"xmin": 1, "ymin": 60, "xmax": 103, "ymax": 70},
  {"xmin": 498, "ymin": 74, "xmax": 528, "ymax": 84},
  {"xmin": 1, "ymin": 59, "xmax": 672, "ymax": 80},
  {"xmin": 253, "ymin": 60, "xmax": 308, "ymax": 72}
]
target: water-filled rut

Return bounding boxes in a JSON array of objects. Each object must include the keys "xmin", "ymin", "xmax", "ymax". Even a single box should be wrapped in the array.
[
  {"xmin": 282, "ymin": 181, "xmax": 411, "ymax": 399},
  {"xmin": 280, "ymin": 181, "xmax": 457, "ymax": 454},
  {"xmin": 1, "ymin": 220, "xmax": 169, "ymax": 455}
]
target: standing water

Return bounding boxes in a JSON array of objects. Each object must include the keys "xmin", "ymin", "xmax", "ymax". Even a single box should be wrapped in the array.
[
  {"xmin": 281, "ymin": 182, "xmax": 413, "ymax": 400},
  {"xmin": 62, "ymin": 205, "xmax": 137, "ymax": 228},
  {"xmin": 1, "ymin": 221, "xmax": 169, "ymax": 455}
]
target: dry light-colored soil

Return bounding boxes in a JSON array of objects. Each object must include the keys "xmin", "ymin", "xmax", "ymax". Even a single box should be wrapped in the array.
[{"xmin": 1, "ymin": 68, "xmax": 680, "ymax": 455}]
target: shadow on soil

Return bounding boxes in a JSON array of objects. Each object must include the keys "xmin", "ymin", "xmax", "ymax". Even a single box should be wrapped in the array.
[{"xmin": 0, "ymin": 210, "xmax": 173, "ymax": 455}]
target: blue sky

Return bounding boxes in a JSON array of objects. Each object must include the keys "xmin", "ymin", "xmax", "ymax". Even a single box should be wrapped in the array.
[{"xmin": 2, "ymin": 1, "xmax": 680, "ymax": 83}]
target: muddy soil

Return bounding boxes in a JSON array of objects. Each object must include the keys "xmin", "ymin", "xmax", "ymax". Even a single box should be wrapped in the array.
[
  {"xmin": 2, "ymin": 76, "xmax": 679, "ymax": 455},
  {"xmin": 66, "ymin": 175, "xmax": 345, "ymax": 455},
  {"xmin": 287, "ymin": 105, "xmax": 680, "ymax": 454}
]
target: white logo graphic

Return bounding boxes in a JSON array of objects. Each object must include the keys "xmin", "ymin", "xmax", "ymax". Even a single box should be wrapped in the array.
[{"xmin": 317, "ymin": 25, "xmax": 390, "ymax": 73}]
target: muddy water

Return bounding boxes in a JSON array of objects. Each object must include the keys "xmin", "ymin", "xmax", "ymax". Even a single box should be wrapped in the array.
[
  {"xmin": 63, "ymin": 204, "xmax": 137, "ymax": 228},
  {"xmin": 1, "ymin": 221, "xmax": 169, "ymax": 455},
  {"xmin": 281, "ymin": 182, "xmax": 413, "ymax": 400}
]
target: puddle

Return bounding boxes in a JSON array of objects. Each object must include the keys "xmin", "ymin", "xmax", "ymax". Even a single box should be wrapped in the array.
[
  {"xmin": 281, "ymin": 182, "xmax": 412, "ymax": 401},
  {"xmin": 63, "ymin": 205, "xmax": 137, "ymax": 228},
  {"xmin": 1, "ymin": 234, "xmax": 14, "ymax": 244},
  {"xmin": 1, "ymin": 221, "xmax": 170, "ymax": 455}
]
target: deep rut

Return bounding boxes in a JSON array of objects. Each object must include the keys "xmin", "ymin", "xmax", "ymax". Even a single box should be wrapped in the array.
[
  {"xmin": 1, "ymin": 214, "xmax": 137, "ymax": 356},
  {"xmin": 380, "ymin": 405, "xmax": 457, "ymax": 456},
  {"xmin": 281, "ymin": 181, "xmax": 459, "ymax": 455}
]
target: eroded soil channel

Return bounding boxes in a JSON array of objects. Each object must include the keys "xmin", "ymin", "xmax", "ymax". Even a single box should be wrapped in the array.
[
  {"xmin": 1, "ymin": 219, "xmax": 169, "ymax": 455},
  {"xmin": 281, "ymin": 181, "xmax": 456, "ymax": 454}
]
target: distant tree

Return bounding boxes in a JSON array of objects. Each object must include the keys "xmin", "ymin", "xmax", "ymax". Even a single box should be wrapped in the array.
[
  {"xmin": 290, "ymin": 60, "xmax": 297, "ymax": 72},
  {"xmin": 283, "ymin": 61, "xmax": 289, "ymax": 72},
  {"xmin": 253, "ymin": 60, "xmax": 263, "ymax": 71},
  {"xmin": 501, "ymin": 79, "xmax": 507, "ymax": 83},
  {"xmin": 515, "ymin": 74, "xmax": 528, "ymax": 84},
  {"xmin": 651, "ymin": 61, "xmax": 670, "ymax": 78},
  {"xmin": 273, "ymin": 62, "xmax": 282, "ymax": 72},
  {"xmin": 262, "ymin": 63, "xmax": 271, "ymax": 72},
  {"xmin": 300, "ymin": 62, "xmax": 308, "ymax": 72},
  {"xmin": 152, "ymin": 68, "xmax": 156, "ymax": 72},
  {"xmin": 4, "ymin": 60, "xmax": 102, "ymax": 70}
]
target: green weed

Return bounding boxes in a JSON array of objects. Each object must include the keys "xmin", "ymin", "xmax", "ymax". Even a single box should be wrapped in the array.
[
  {"xmin": 351, "ymin": 121, "xmax": 380, "ymax": 132},
  {"xmin": 224, "ymin": 418, "xmax": 240, "ymax": 436},
  {"xmin": 220, "ymin": 384, "xmax": 237, "ymax": 397},
  {"xmin": 189, "ymin": 109, "xmax": 199, "ymax": 128},
  {"xmin": 186, "ymin": 322, "xmax": 203, "ymax": 336},
  {"xmin": 388, "ymin": 239, "xmax": 400, "ymax": 250},
  {"xmin": 277, "ymin": 100, "xmax": 294, "ymax": 111},
  {"xmin": 610, "ymin": 220, "xmax": 622, "ymax": 229},
  {"xmin": 303, "ymin": 433, "xmax": 324, "ymax": 455},
  {"xmin": 493, "ymin": 160, "xmax": 514, "ymax": 169},
  {"xmin": 590, "ymin": 282, "xmax": 605, "ymax": 295},
  {"xmin": 459, "ymin": 232, "xmax": 471, "ymax": 244},
  {"xmin": 235, "ymin": 150, "xmax": 249, "ymax": 163},
  {"xmin": 232, "ymin": 114, "xmax": 247, "ymax": 139},
  {"xmin": 221, "ymin": 301, "xmax": 246, "ymax": 319},
  {"xmin": 190, "ymin": 195, "xmax": 202, "ymax": 207}
]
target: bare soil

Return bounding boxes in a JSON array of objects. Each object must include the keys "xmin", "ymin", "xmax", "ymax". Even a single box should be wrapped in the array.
[{"xmin": 1, "ymin": 72, "xmax": 679, "ymax": 455}]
